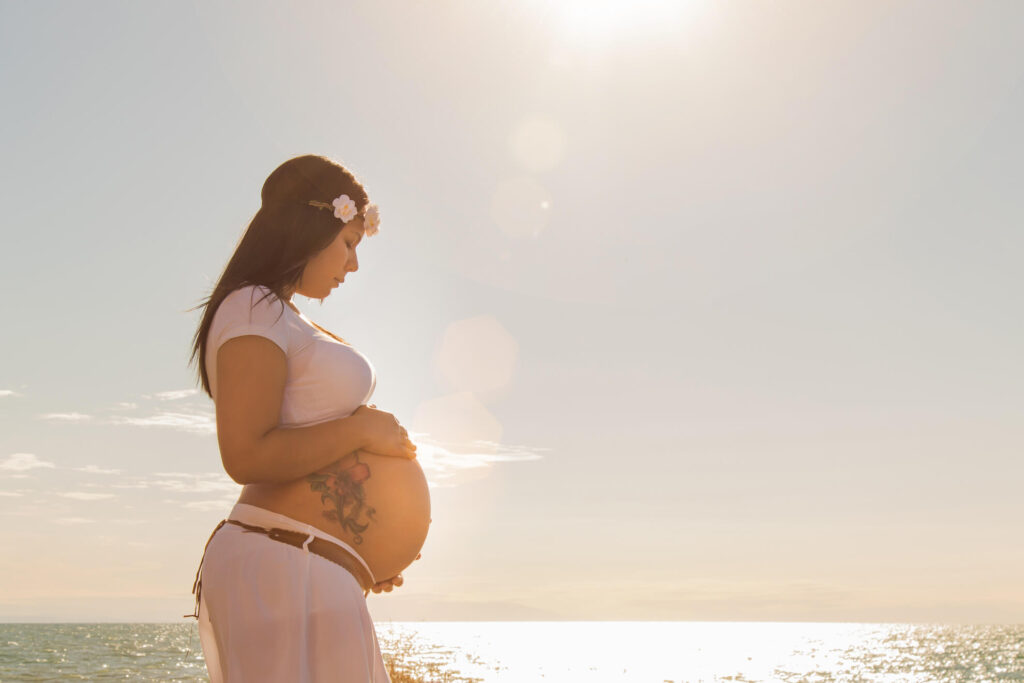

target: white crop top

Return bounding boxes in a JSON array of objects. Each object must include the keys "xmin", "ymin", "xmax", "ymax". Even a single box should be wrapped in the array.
[{"xmin": 206, "ymin": 284, "xmax": 377, "ymax": 427}]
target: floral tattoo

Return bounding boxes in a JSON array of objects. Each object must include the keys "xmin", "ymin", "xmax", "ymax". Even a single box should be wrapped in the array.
[{"xmin": 305, "ymin": 454, "xmax": 377, "ymax": 544}]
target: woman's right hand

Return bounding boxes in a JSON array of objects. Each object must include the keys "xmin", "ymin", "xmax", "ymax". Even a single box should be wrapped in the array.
[{"xmin": 352, "ymin": 404, "xmax": 418, "ymax": 459}]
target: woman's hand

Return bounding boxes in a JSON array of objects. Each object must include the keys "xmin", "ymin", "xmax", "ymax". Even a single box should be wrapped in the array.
[
  {"xmin": 353, "ymin": 404, "xmax": 417, "ymax": 460},
  {"xmin": 371, "ymin": 553, "xmax": 422, "ymax": 594},
  {"xmin": 371, "ymin": 573, "xmax": 403, "ymax": 594}
]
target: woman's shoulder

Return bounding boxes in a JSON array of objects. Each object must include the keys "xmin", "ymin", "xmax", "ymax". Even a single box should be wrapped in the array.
[
  {"xmin": 209, "ymin": 284, "xmax": 295, "ymax": 355},
  {"xmin": 213, "ymin": 284, "xmax": 290, "ymax": 326},
  {"xmin": 226, "ymin": 282, "xmax": 276, "ymax": 299},
  {"xmin": 221, "ymin": 283, "xmax": 285, "ymax": 309}
]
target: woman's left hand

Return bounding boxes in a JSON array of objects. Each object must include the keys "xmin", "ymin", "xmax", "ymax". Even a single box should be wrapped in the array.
[
  {"xmin": 371, "ymin": 574, "xmax": 403, "ymax": 594},
  {"xmin": 370, "ymin": 553, "xmax": 421, "ymax": 594}
]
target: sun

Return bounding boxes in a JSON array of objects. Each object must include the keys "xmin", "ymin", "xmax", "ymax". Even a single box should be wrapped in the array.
[{"xmin": 535, "ymin": 0, "xmax": 705, "ymax": 49}]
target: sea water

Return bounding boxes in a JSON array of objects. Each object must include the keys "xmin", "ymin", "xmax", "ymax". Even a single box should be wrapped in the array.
[{"xmin": 1, "ymin": 622, "xmax": 1021, "ymax": 681}]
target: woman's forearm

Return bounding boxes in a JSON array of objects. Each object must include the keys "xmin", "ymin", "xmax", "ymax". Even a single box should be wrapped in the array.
[{"xmin": 226, "ymin": 413, "xmax": 367, "ymax": 485}]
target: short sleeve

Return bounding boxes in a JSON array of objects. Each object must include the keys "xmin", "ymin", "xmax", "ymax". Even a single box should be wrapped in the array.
[{"xmin": 211, "ymin": 285, "xmax": 291, "ymax": 358}]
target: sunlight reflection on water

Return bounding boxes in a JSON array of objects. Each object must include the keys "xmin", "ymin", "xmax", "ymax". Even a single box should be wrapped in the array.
[
  {"xmin": 0, "ymin": 622, "xmax": 1021, "ymax": 682},
  {"xmin": 375, "ymin": 621, "xmax": 1024, "ymax": 682}
]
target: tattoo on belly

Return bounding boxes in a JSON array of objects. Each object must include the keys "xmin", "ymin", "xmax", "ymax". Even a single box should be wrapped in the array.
[{"xmin": 306, "ymin": 454, "xmax": 377, "ymax": 544}]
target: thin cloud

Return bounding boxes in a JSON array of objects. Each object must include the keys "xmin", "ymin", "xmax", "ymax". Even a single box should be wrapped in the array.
[
  {"xmin": 107, "ymin": 410, "xmax": 215, "ymax": 435},
  {"xmin": 149, "ymin": 389, "xmax": 199, "ymax": 401},
  {"xmin": 83, "ymin": 472, "xmax": 239, "ymax": 496},
  {"xmin": 183, "ymin": 499, "xmax": 237, "ymax": 512},
  {"xmin": 0, "ymin": 453, "xmax": 56, "ymax": 471},
  {"xmin": 75, "ymin": 465, "xmax": 122, "ymax": 475},
  {"xmin": 38, "ymin": 412, "xmax": 93, "ymax": 422},
  {"xmin": 57, "ymin": 492, "xmax": 116, "ymax": 501},
  {"xmin": 55, "ymin": 517, "xmax": 96, "ymax": 524},
  {"xmin": 32, "ymin": 390, "xmax": 214, "ymax": 436},
  {"xmin": 410, "ymin": 436, "xmax": 548, "ymax": 488},
  {"xmin": 0, "ymin": 492, "xmax": 23, "ymax": 497},
  {"xmin": 0, "ymin": 390, "xmax": 22, "ymax": 398},
  {"xmin": 148, "ymin": 472, "xmax": 239, "ymax": 494}
]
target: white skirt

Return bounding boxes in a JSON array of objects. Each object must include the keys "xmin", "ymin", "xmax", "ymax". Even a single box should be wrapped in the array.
[{"xmin": 197, "ymin": 503, "xmax": 391, "ymax": 683}]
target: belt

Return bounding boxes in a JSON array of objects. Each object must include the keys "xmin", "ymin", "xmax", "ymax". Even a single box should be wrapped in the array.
[
  {"xmin": 186, "ymin": 517, "xmax": 374, "ymax": 620},
  {"xmin": 225, "ymin": 518, "xmax": 375, "ymax": 596}
]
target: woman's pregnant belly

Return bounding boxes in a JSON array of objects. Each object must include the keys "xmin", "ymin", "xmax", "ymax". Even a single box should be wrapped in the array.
[{"xmin": 236, "ymin": 449, "xmax": 431, "ymax": 583}]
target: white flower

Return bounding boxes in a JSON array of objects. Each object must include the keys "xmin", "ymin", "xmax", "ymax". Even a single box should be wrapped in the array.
[
  {"xmin": 364, "ymin": 203, "xmax": 381, "ymax": 236},
  {"xmin": 331, "ymin": 194, "xmax": 358, "ymax": 223}
]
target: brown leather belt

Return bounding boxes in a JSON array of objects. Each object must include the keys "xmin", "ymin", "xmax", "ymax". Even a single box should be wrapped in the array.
[
  {"xmin": 186, "ymin": 517, "xmax": 375, "ymax": 620},
  {"xmin": 225, "ymin": 518, "xmax": 375, "ymax": 596}
]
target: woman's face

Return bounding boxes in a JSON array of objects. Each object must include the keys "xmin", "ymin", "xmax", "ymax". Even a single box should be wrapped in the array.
[{"xmin": 294, "ymin": 217, "xmax": 364, "ymax": 300}]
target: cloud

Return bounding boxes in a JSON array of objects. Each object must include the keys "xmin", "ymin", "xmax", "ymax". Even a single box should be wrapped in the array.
[
  {"xmin": 183, "ymin": 499, "xmax": 237, "ymax": 512},
  {"xmin": 58, "ymin": 492, "xmax": 116, "ymax": 501},
  {"xmin": 0, "ymin": 390, "xmax": 22, "ymax": 398},
  {"xmin": 38, "ymin": 412, "xmax": 92, "ymax": 422},
  {"xmin": 148, "ymin": 472, "xmax": 239, "ymax": 494},
  {"xmin": 29, "ymin": 390, "xmax": 212, "ymax": 436},
  {"xmin": 0, "ymin": 453, "xmax": 56, "ymax": 471},
  {"xmin": 410, "ymin": 436, "xmax": 548, "ymax": 488},
  {"xmin": 148, "ymin": 389, "xmax": 199, "ymax": 401},
  {"xmin": 107, "ymin": 410, "xmax": 214, "ymax": 435},
  {"xmin": 55, "ymin": 517, "xmax": 96, "ymax": 524},
  {"xmin": 11, "ymin": 468, "xmax": 236, "ymax": 501},
  {"xmin": 0, "ymin": 492, "xmax": 23, "ymax": 497},
  {"xmin": 75, "ymin": 465, "xmax": 122, "ymax": 475}
]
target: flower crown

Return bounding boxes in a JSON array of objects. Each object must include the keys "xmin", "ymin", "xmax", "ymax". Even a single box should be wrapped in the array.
[{"xmin": 308, "ymin": 194, "xmax": 380, "ymax": 236}]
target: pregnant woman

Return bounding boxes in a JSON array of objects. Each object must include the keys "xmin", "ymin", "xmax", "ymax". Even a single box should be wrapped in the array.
[{"xmin": 186, "ymin": 154, "xmax": 431, "ymax": 682}]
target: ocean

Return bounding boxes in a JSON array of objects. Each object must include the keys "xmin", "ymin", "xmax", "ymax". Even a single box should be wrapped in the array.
[{"xmin": 1, "ymin": 622, "xmax": 1021, "ymax": 681}]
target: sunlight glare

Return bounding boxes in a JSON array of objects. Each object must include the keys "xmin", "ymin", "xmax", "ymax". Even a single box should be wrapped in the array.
[
  {"xmin": 435, "ymin": 315, "xmax": 519, "ymax": 395},
  {"xmin": 510, "ymin": 116, "xmax": 567, "ymax": 172},
  {"xmin": 411, "ymin": 392, "xmax": 503, "ymax": 453},
  {"xmin": 491, "ymin": 176, "xmax": 551, "ymax": 239},
  {"xmin": 538, "ymin": 0, "xmax": 700, "ymax": 48}
]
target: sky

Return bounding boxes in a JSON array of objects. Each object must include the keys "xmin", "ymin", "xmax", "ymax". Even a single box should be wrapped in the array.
[{"xmin": 1, "ymin": 0, "xmax": 1022, "ymax": 623}]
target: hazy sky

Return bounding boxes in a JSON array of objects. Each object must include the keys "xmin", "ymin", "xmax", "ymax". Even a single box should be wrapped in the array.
[{"xmin": 1, "ymin": 0, "xmax": 1022, "ymax": 623}]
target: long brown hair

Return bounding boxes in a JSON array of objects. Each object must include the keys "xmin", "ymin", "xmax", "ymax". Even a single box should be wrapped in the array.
[{"xmin": 187, "ymin": 154, "xmax": 371, "ymax": 399}]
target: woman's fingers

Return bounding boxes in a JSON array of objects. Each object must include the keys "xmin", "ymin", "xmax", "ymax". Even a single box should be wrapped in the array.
[{"xmin": 371, "ymin": 574, "xmax": 404, "ymax": 593}]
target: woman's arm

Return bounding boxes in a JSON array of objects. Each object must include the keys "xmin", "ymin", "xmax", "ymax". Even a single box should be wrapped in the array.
[{"xmin": 214, "ymin": 335, "xmax": 370, "ymax": 485}]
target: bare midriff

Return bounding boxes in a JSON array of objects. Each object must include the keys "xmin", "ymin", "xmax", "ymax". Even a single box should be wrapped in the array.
[{"xmin": 236, "ymin": 449, "xmax": 431, "ymax": 584}]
